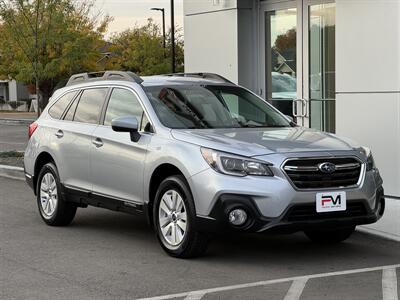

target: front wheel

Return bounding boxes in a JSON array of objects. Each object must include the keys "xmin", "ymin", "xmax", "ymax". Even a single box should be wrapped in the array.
[
  {"xmin": 153, "ymin": 175, "xmax": 209, "ymax": 258},
  {"xmin": 37, "ymin": 162, "xmax": 77, "ymax": 226},
  {"xmin": 304, "ymin": 226, "xmax": 356, "ymax": 244}
]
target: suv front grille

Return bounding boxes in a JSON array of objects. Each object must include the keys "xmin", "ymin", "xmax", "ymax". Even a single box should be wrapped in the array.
[
  {"xmin": 283, "ymin": 157, "xmax": 363, "ymax": 190},
  {"xmin": 285, "ymin": 202, "xmax": 367, "ymax": 222}
]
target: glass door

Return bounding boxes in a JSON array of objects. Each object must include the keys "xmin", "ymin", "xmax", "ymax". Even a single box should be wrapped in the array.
[
  {"xmin": 306, "ymin": 1, "xmax": 336, "ymax": 132},
  {"xmin": 265, "ymin": 8, "xmax": 298, "ymax": 117},
  {"xmin": 260, "ymin": 0, "xmax": 336, "ymax": 132},
  {"xmin": 262, "ymin": 1, "xmax": 303, "ymax": 124}
]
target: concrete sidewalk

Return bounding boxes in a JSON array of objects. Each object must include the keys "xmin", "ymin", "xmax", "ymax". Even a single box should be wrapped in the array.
[{"xmin": 361, "ymin": 198, "xmax": 400, "ymax": 242}]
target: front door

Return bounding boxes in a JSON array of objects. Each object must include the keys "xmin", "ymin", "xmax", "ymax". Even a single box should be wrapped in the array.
[
  {"xmin": 90, "ymin": 87, "xmax": 152, "ymax": 205},
  {"xmin": 260, "ymin": 0, "xmax": 336, "ymax": 132}
]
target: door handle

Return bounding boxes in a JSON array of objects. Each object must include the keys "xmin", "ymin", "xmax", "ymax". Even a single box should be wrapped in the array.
[
  {"xmin": 92, "ymin": 138, "xmax": 103, "ymax": 148},
  {"xmin": 292, "ymin": 99, "xmax": 307, "ymax": 118},
  {"xmin": 55, "ymin": 130, "xmax": 64, "ymax": 138}
]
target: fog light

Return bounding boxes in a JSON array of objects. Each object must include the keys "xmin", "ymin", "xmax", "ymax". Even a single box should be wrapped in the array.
[{"xmin": 228, "ymin": 209, "xmax": 248, "ymax": 226}]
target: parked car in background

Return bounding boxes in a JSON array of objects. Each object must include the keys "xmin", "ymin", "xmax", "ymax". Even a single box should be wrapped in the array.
[{"xmin": 24, "ymin": 71, "xmax": 385, "ymax": 258}]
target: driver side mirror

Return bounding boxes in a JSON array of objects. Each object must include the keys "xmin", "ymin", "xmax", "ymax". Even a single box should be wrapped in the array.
[{"xmin": 111, "ymin": 116, "xmax": 141, "ymax": 142}]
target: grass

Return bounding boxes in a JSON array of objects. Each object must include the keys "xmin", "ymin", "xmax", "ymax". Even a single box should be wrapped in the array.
[{"xmin": 0, "ymin": 151, "xmax": 24, "ymax": 158}]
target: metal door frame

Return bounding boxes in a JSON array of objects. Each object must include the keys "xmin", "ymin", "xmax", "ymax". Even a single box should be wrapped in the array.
[{"xmin": 258, "ymin": 0, "xmax": 335, "ymax": 128}]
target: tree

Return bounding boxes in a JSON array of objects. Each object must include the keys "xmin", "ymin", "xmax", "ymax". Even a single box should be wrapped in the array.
[
  {"xmin": 0, "ymin": 0, "xmax": 111, "ymax": 114},
  {"xmin": 105, "ymin": 19, "xmax": 184, "ymax": 75},
  {"xmin": 274, "ymin": 28, "xmax": 296, "ymax": 53}
]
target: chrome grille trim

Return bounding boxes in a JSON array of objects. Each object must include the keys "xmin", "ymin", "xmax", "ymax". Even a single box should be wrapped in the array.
[
  {"xmin": 281, "ymin": 156, "xmax": 365, "ymax": 191},
  {"xmin": 283, "ymin": 162, "xmax": 361, "ymax": 172}
]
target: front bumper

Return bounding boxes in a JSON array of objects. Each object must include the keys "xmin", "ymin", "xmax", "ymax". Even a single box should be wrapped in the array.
[
  {"xmin": 195, "ymin": 187, "xmax": 385, "ymax": 233},
  {"xmin": 189, "ymin": 155, "xmax": 384, "ymax": 233}
]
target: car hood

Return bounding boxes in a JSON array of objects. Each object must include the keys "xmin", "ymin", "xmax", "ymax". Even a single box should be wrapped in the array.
[{"xmin": 171, "ymin": 127, "xmax": 359, "ymax": 157}]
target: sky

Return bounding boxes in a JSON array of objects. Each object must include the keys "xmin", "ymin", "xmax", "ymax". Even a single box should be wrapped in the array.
[{"xmin": 93, "ymin": 0, "xmax": 184, "ymax": 37}]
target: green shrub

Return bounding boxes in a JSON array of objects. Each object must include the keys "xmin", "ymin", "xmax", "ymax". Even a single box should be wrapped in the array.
[{"xmin": 0, "ymin": 151, "xmax": 24, "ymax": 158}]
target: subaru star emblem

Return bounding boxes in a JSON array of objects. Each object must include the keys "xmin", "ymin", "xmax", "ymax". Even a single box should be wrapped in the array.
[{"xmin": 318, "ymin": 162, "xmax": 337, "ymax": 174}]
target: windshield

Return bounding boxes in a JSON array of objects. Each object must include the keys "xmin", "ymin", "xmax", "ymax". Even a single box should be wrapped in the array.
[{"xmin": 144, "ymin": 85, "xmax": 291, "ymax": 129}]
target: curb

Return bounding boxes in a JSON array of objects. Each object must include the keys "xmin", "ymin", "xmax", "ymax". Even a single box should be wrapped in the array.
[
  {"xmin": 0, "ymin": 118, "xmax": 35, "ymax": 125},
  {"xmin": 357, "ymin": 226, "xmax": 400, "ymax": 243},
  {"xmin": 0, "ymin": 164, "xmax": 25, "ymax": 180}
]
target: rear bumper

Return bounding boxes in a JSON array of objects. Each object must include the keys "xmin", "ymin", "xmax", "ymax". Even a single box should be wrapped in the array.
[{"xmin": 195, "ymin": 187, "xmax": 385, "ymax": 234}]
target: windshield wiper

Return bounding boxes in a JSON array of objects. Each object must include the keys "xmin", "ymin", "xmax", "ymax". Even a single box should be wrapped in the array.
[
  {"xmin": 238, "ymin": 123, "xmax": 290, "ymax": 128},
  {"xmin": 264, "ymin": 125, "xmax": 290, "ymax": 128}
]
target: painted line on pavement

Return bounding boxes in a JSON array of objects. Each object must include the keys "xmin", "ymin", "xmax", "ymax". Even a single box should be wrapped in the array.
[
  {"xmin": 138, "ymin": 264, "xmax": 400, "ymax": 300},
  {"xmin": 382, "ymin": 268, "xmax": 398, "ymax": 300},
  {"xmin": 183, "ymin": 291, "xmax": 206, "ymax": 300},
  {"xmin": 283, "ymin": 278, "xmax": 308, "ymax": 300}
]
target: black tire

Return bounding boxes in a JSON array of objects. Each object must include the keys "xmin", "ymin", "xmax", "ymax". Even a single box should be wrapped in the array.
[
  {"xmin": 304, "ymin": 226, "xmax": 356, "ymax": 244},
  {"xmin": 153, "ymin": 175, "xmax": 209, "ymax": 258},
  {"xmin": 36, "ymin": 162, "xmax": 77, "ymax": 226}
]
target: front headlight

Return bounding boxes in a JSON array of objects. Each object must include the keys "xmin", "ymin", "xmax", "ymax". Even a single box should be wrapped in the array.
[
  {"xmin": 200, "ymin": 147, "xmax": 273, "ymax": 177},
  {"xmin": 360, "ymin": 147, "xmax": 376, "ymax": 171}
]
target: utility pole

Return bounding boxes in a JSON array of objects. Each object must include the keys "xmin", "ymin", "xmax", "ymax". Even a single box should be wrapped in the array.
[
  {"xmin": 35, "ymin": 0, "xmax": 40, "ymax": 117},
  {"xmin": 170, "ymin": 0, "xmax": 176, "ymax": 73}
]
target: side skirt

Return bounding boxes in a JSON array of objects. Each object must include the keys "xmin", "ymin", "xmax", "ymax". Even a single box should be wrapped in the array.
[{"xmin": 61, "ymin": 185, "xmax": 144, "ymax": 216}]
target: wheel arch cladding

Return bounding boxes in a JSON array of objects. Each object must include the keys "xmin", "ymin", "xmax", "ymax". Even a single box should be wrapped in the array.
[
  {"xmin": 147, "ymin": 163, "xmax": 186, "ymax": 227},
  {"xmin": 33, "ymin": 152, "xmax": 56, "ymax": 195}
]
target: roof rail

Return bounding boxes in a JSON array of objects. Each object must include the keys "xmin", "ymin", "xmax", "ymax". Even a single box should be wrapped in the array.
[
  {"xmin": 66, "ymin": 71, "xmax": 143, "ymax": 87},
  {"xmin": 162, "ymin": 73, "xmax": 234, "ymax": 84}
]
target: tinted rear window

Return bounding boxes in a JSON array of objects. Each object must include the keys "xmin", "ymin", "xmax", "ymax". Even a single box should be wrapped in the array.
[
  {"xmin": 48, "ymin": 91, "xmax": 77, "ymax": 119},
  {"xmin": 74, "ymin": 88, "xmax": 108, "ymax": 124}
]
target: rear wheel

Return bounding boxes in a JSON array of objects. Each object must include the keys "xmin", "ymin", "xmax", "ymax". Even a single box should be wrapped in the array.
[
  {"xmin": 37, "ymin": 162, "xmax": 77, "ymax": 226},
  {"xmin": 304, "ymin": 226, "xmax": 355, "ymax": 243},
  {"xmin": 153, "ymin": 175, "xmax": 209, "ymax": 258}
]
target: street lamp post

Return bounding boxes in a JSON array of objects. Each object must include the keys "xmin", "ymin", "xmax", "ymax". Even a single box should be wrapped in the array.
[
  {"xmin": 170, "ymin": 0, "xmax": 176, "ymax": 73},
  {"xmin": 150, "ymin": 8, "xmax": 166, "ymax": 52}
]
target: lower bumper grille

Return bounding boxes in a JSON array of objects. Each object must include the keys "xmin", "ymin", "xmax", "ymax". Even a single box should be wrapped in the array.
[{"xmin": 285, "ymin": 202, "xmax": 368, "ymax": 222}]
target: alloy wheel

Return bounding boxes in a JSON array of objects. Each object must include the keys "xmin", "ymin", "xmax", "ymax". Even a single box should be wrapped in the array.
[
  {"xmin": 158, "ymin": 189, "xmax": 188, "ymax": 246},
  {"xmin": 40, "ymin": 173, "xmax": 58, "ymax": 218}
]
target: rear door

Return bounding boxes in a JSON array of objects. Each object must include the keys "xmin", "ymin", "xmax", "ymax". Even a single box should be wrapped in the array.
[
  {"xmin": 46, "ymin": 90, "xmax": 79, "ymax": 184},
  {"xmin": 90, "ymin": 87, "xmax": 152, "ymax": 205},
  {"xmin": 56, "ymin": 87, "xmax": 109, "ymax": 192}
]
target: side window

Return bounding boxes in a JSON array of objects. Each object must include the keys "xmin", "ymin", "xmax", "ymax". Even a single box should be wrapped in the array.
[
  {"xmin": 104, "ymin": 88, "xmax": 146, "ymax": 128},
  {"xmin": 64, "ymin": 95, "xmax": 79, "ymax": 121},
  {"xmin": 48, "ymin": 91, "xmax": 77, "ymax": 119},
  {"xmin": 73, "ymin": 88, "xmax": 108, "ymax": 124},
  {"xmin": 140, "ymin": 113, "xmax": 151, "ymax": 132}
]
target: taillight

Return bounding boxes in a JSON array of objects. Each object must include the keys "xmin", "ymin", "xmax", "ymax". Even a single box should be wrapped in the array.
[{"xmin": 28, "ymin": 122, "xmax": 38, "ymax": 139}]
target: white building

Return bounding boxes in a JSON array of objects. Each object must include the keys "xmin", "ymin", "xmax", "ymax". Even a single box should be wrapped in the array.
[
  {"xmin": 0, "ymin": 79, "xmax": 30, "ymax": 102},
  {"xmin": 184, "ymin": 0, "xmax": 400, "ymax": 199}
]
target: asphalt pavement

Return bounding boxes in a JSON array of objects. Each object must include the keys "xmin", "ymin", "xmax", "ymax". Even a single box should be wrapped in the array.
[
  {"xmin": 0, "ymin": 124, "xmax": 28, "ymax": 152},
  {"xmin": 0, "ymin": 177, "xmax": 399, "ymax": 299}
]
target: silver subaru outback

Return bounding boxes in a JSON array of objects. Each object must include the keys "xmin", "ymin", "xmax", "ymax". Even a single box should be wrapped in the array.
[{"xmin": 24, "ymin": 71, "xmax": 385, "ymax": 258}]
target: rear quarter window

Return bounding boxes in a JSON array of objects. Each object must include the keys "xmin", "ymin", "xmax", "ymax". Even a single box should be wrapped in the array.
[{"xmin": 48, "ymin": 91, "xmax": 77, "ymax": 119}]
